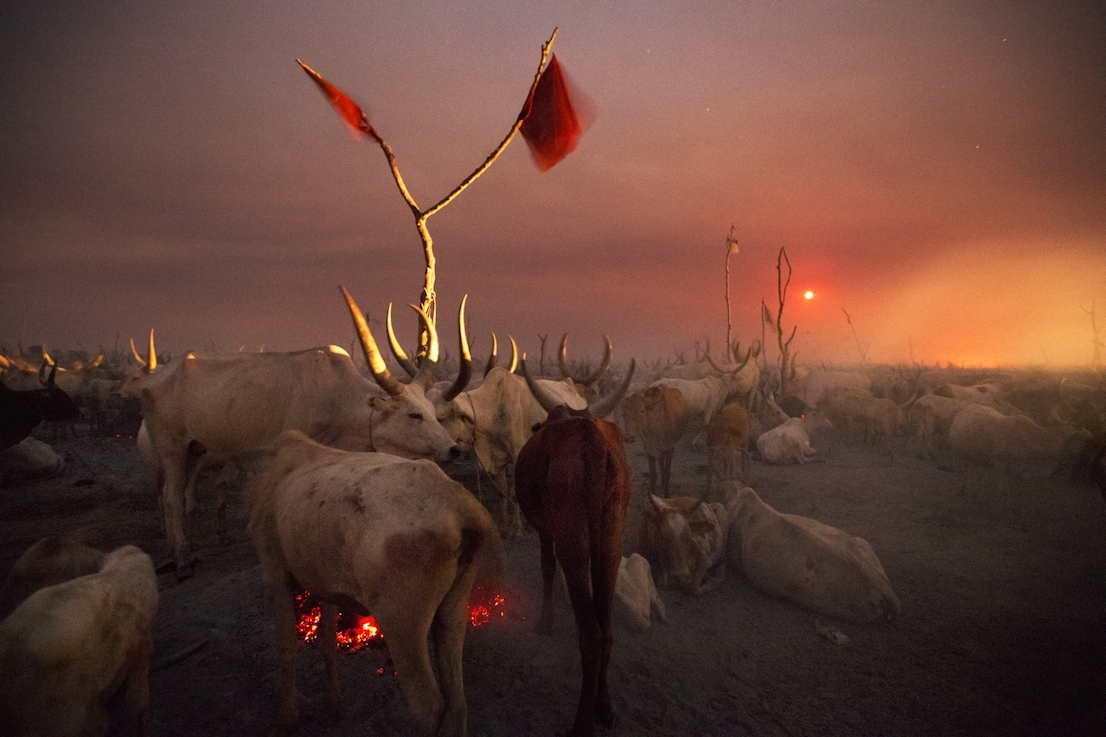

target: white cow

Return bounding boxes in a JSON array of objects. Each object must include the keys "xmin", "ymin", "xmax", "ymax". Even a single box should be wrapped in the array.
[
  {"xmin": 614, "ymin": 554, "xmax": 667, "ymax": 631},
  {"xmin": 0, "ymin": 545, "xmax": 159, "ymax": 737},
  {"xmin": 649, "ymin": 346, "xmax": 757, "ymax": 428},
  {"xmin": 948, "ymin": 403, "xmax": 1091, "ymax": 472},
  {"xmin": 247, "ymin": 430, "xmax": 498, "ymax": 737},
  {"xmin": 790, "ymin": 368, "xmax": 872, "ymax": 408},
  {"xmin": 723, "ymin": 484, "xmax": 900, "ymax": 623},
  {"xmin": 0, "ymin": 437, "xmax": 64, "ymax": 487},
  {"xmin": 124, "ymin": 288, "xmax": 460, "ymax": 574},
  {"xmin": 638, "ymin": 494, "xmax": 728, "ymax": 596},
  {"xmin": 756, "ymin": 412, "xmax": 832, "ymax": 465}
]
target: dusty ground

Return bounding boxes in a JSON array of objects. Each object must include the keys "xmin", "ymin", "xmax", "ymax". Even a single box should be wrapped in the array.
[{"xmin": 2, "ymin": 423, "xmax": 1105, "ymax": 737}]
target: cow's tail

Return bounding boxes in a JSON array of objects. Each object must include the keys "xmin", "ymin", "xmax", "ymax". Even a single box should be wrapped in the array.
[{"xmin": 459, "ymin": 502, "xmax": 505, "ymax": 593}]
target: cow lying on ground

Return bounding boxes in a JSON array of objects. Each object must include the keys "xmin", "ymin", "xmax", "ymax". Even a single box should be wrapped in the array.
[
  {"xmin": 614, "ymin": 554, "xmax": 667, "ymax": 631},
  {"xmin": 0, "ymin": 437, "xmax": 65, "ymax": 487},
  {"xmin": 0, "ymin": 544, "xmax": 159, "ymax": 737},
  {"xmin": 515, "ymin": 357, "xmax": 634, "ymax": 737},
  {"xmin": 722, "ymin": 483, "xmax": 900, "ymax": 623},
  {"xmin": 755, "ymin": 412, "xmax": 832, "ymax": 464},
  {"xmin": 639, "ymin": 494, "xmax": 728, "ymax": 596},
  {"xmin": 246, "ymin": 430, "xmax": 498, "ymax": 737},
  {"xmin": 948, "ymin": 403, "xmax": 1092, "ymax": 474}
]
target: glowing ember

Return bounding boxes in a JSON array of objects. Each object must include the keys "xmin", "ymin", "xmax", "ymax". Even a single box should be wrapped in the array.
[
  {"xmin": 294, "ymin": 584, "xmax": 519, "ymax": 653},
  {"xmin": 293, "ymin": 589, "xmax": 384, "ymax": 653},
  {"xmin": 467, "ymin": 585, "xmax": 508, "ymax": 627}
]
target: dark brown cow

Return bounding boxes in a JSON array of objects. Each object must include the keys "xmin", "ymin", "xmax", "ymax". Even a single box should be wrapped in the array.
[
  {"xmin": 515, "ymin": 357, "xmax": 633, "ymax": 737},
  {"xmin": 1, "ymin": 364, "xmax": 80, "ymax": 451}
]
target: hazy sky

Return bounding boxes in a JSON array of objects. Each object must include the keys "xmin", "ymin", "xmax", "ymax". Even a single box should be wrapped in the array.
[{"xmin": 2, "ymin": 1, "xmax": 1104, "ymax": 368}]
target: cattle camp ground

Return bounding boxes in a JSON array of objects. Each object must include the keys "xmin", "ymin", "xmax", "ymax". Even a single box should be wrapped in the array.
[{"xmin": 1, "ymin": 358, "xmax": 1105, "ymax": 736}]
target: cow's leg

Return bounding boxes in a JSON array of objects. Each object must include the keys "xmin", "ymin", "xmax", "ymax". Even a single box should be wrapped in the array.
[
  {"xmin": 588, "ymin": 534, "xmax": 621, "ymax": 730},
  {"xmin": 431, "ymin": 561, "xmax": 480, "ymax": 737},
  {"xmin": 499, "ymin": 467, "xmax": 524, "ymax": 539},
  {"xmin": 659, "ymin": 451, "xmax": 673, "ymax": 497},
  {"xmin": 159, "ymin": 451, "xmax": 193, "ymax": 574},
  {"xmin": 124, "ymin": 635, "xmax": 154, "ymax": 737},
  {"xmin": 261, "ymin": 569, "xmax": 302, "ymax": 735},
  {"xmin": 646, "ymin": 455, "xmax": 658, "ymax": 495},
  {"xmin": 559, "ymin": 543, "xmax": 604, "ymax": 737},
  {"xmin": 318, "ymin": 601, "xmax": 343, "ymax": 721},
  {"xmin": 373, "ymin": 602, "xmax": 444, "ymax": 737},
  {"xmin": 536, "ymin": 532, "xmax": 557, "ymax": 635}
]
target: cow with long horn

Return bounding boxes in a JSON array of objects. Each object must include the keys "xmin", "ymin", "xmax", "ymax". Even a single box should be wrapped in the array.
[
  {"xmin": 557, "ymin": 334, "xmax": 612, "ymax": 404},
  {"xmin": 515, "ymin": 353, "xmax": 635, "ymax": 736},
  {"xmin": 123, "ymin": 287, "xmax": 459, "ymax": 575}
]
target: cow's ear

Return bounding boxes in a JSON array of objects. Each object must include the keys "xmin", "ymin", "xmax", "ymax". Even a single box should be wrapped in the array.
[
  {"xmin": 369, "ymin": 395, "xmax": 390, "ymax": 412},
  {"xmin": 648, "ymin": 494, "xmax": 665, "ymax": 511}
]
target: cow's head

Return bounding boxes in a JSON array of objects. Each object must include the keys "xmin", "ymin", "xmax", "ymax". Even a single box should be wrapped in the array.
[
  {"xmin": 341, "ymin": 287, "xmax": 460, "ymax": 464},
  {"xmin": 557, "ymin": 334, "xmax": 612, "ymax": 404},
  {"xmin": 521, "ymin": 353, "xmax": 635, "ymax": 423},
  {"xmin": 33, "ymin": 363, "xmax": 80, "ymax": 422}
]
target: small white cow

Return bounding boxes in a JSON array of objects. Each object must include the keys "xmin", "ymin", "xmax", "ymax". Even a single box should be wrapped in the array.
[
  {"xmin": 756, "ymin": 413, "xmax": 832, "ymax": 464},
  {"xmin": 614, "ymin": 554, "xmax": 667, "ymax": 631},
  {"xmin": 246, "ymin": 430, "xmax": 498, "ymax": 737},
  {"xmin": 723, "ymin": 484, "xmax": 900, "ymax": 623},
  {"xmin": 0, "ymin": 437, "xmax": 64, "ymax": 487},
  {"xmin": 0, "ymin": 545, "xmax": 159, "ymax": 737}
]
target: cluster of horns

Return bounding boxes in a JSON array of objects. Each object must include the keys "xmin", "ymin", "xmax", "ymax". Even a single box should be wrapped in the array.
[
  {"xmin": 382, "ymin": 293, "xmax": 634, "ymax": 415},
  {"xmin": 129, "ymin": 287, "xmax": 634, "ymax": 415}
]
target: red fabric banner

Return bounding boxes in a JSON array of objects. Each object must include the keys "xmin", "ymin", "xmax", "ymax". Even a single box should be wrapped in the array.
[
  {"xmin": 520, "ymin": 55, "xmax": 593, "ymax": 171},
  {"xmin": 298, "ymin": 60, "xmax": 372, "ymax": 139}
]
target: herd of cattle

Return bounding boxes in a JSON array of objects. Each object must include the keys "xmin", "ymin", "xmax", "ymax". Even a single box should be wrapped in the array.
[{"xmin": 2, "ymin": 294, "xmax": 1105, "ymax": 736}]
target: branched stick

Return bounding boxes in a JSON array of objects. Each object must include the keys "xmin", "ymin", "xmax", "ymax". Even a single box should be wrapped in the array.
[
  {"xmin": 298, "ymin": 29, "xmax": 558, "ymax": 358},
  {"xmin": 775, "ymin": 247, "xmax": 797, "ymax": 394}
]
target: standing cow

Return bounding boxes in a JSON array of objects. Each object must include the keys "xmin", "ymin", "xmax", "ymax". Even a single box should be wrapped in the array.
[
  {"xmin": 621, "ymin": 384, "xmax": 690, "ymax": 496},
  {"xmin": 514, "ymin": 356, "xmax": 634, "ymax": 737},
  {"xmin": 124, "ymin": 288, "xmax": 460, "ymax": 574},
  {"xmin": 247, "ymin": 430, "xmax": 498, "ymax": 737}
]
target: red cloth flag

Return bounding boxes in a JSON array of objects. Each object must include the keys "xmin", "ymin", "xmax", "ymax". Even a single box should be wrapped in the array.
[
  {"xmin": 520, "ymin": 55, "xmax": 593, "ymax": 171},
  {"xmin": 297, "ymin": 60, "xmax": 373, "ymax": 140}
]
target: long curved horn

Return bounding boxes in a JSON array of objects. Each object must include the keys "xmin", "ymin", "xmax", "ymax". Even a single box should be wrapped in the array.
[
  {"xmin": 588, "ymin": 359, "xmax": 635, "ymax": 420},
  {"xmin": 507, "ymin": 336, "xmax": 519, "ymax": 373},
  {"xmin": 557, "ymin": 334, "xmax": 612, "ymax": 386},
  {"xmin": 557, "ymin": 334, "xmax": 571, "ymax": 379},
  {"xmin": 733, "ymin": 343, "xmax": 753, "ymax": 373},
  {"xmin": 520, "ymin": 354, "xmax": 567, "ymax": 413},
  {"xmin": 386, "ymin": 303, "xmax": 418, "ymax": 378},
  {"xmin": 483, "ymin": 333, "xmax": 499, "ymax": 377},
  {"xmin": 441, "ymin": 295, "xmax": 473, "ymax": 402},
  {"xmin": 580, "ymin": 336, "xmax": 613, "ymax": 385},
  {"xmin": 410, "ymin": 303, "xmax": 439, "ymax": 389},
  {"xmin": 341, "ymin": 286, "xmax": 403, "ymax": 397},
  {"xmin": 704, "ymin": 352, "xmax": 725, "ymax": 375},
  {"xmin": 129, "ymin": 338, "xmax": 146, "ymax": 368},
  {"xmin": 129, "ymin": 330, "xmax": 156, "ymax": 372}
]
